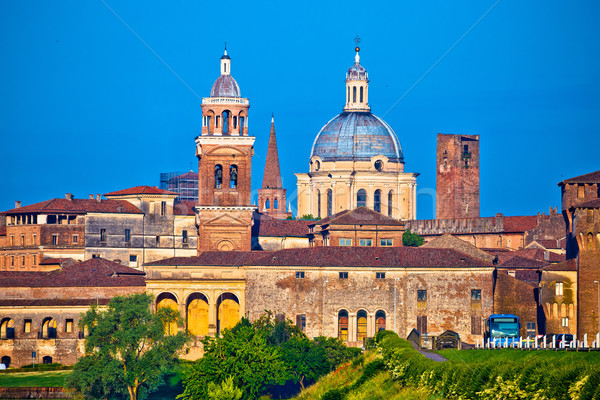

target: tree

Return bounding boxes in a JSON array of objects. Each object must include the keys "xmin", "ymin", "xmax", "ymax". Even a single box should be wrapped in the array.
[
  {"xmin": 66, "ymin": 293, "xmax": 189, "ymax": 400},
  {"xmin": 207, "ymin": 376, "xmax": 242, "ymax": 400},
  {"xmin": 402, "ymin": 229, "xmax": 425, "ymax": 247},
  {"xmin": 281, "ymin": 336, "xmax": 330, "ymax": 390}
]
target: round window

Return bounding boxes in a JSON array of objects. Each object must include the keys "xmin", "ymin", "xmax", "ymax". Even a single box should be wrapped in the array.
[
  {"xmin": 374, "ymin": 160, "xmax": 383, "ymax": 171},
  {"xmin": 315, "ymin": 160, "xmax": 321, "ymax": 171}
]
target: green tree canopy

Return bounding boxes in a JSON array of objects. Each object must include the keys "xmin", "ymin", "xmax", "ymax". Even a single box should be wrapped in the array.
[
  {"xmin": 402, "ymin": 229, "xmax": 425, "ymax": 247},
  {"xmin": 66, "ymin": 293, "xmax": 189, "ymax": 400}
]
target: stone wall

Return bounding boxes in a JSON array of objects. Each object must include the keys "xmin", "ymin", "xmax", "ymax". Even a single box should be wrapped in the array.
[{"xmin": 493, "ymin": 272, "xmax": 539, "ymax": 337}]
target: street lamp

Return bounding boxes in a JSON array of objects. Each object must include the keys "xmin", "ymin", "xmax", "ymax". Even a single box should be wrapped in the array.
[{"xmin": 595, "ymin": 281, "xmax": 600, "ymax": 336}]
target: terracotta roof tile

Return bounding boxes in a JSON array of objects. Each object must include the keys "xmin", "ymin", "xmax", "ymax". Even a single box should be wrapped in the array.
[
  {"xmin": 174, "ymin": 201, "xmax": 196, "ymax": 216},
  {"xmin": 39, "ymin": 257, "xmax": 77, "ymax": 266},
  {"xmin": 558, "ymin": 170, "xmax": 600, "ymax": 185},
  {"xmin": 314, "ymin": 207, "xmax": 405, "ymax": 227},
  {"xmin": 499, "ymin": 255, "xmax": 548, "ymax": 269},
  {"xmin": 503, "ymin": 215, "xmax": 538, "ymax": 232},
  {"xmin": 1, "ymin": 198, "xmax": 142, "ymax": 215},
  {"xmin": 503, "ymin": 248, "xmax": 565, "ymax": 264},
  {"xmin": 572, "ymin": 198, "xmax": 600, "ymax": 209},
  {"xmin": 104, "ymin": 185, "xmax": 178, "ymax": 196},
  {"xmin": 421, "ymin": 234, "xmax": 496, "ymax": 264},
  {"xmin": 0, "ymin": 299, "xmax": 112, "ymax": 307},
  {"xmin": 145, "ymin": 251, "xmax": 270, "ymax": 267},
  {"xmin": 0, "ymin": 258, "xmax": 145, "ymax": 288},
  {"xmin": 262, "ymin": 118, "xmax": 283, "ymax": 189},
  {"xmin": 543, "ymin": 258, "xmax": 577, "ymax": 271},
  {"xmin": 252, "ymin": 213, "xmax": 311, "ymax": 237}
]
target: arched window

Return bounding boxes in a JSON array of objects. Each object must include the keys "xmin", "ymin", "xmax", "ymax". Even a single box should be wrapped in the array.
[
  {"xmin": 229, "ymin": 165, "xmax": 238, "ymax": 189},
  {"xmin": 327, "ymin": 189, "xmax": 333, "ymax": 216},
  {"xmin": 375, "ymin": 310, "xmax": 386, "ymax": 332},
  {"xmin": 0, "ymin": 318, "xmax": 15, "ymax": 339},
  {"xmin": 41, "ymin": 318, "xmax": 57, "ymax": 339},
  {"xmin": 357, "ymin": 310, "xmax": 367, "ymax": 341},
  {"xmin": 360, "ymin": 86, "xmax": 364, "ymax": 102},
  {"xmin": 388, "ymin": 190, "xmax": 393, "ymax": 217},
  {"xmin": 316, "ymin": 189, "xmax": 321, "ymax": 218},
  {"xmin": 265, "ymin": 199, "xmax": 270, "ymax": 210},
  {"xmin": 233, "ymin": 116, "xmax": 238, "ymax": 129},
  {"xmin": 206, "ymin": 116, "xmax": 212, "ymax": 134},
  {"xmin": 338, "ymin": 310, "xmax": 348, "ymax": 341},
  {"xmin": 156, "ymin": 293, "xmax": 178, "ymax": 336},
  {"xmin": 1, "ymin": 356, "xmax": 10, "ymax": 368},
  {"xmin": 217, "ymin": 293, "xmax": 240, "ymax": 335},
  {"xmin": 347, "ymin": 86, "xmax": 350, "ymax": 103},
  {"xmin": 222, "ymin": 111, "xmax": 230, "ymax": 134},
  {"xmin": 187, "ymin": 293, "xmax": 209, "ymax": 337},
  {"xmin": 214, "ymin": 165, "xmax": 223, "ymax": 189},
  {"xmin": 374, "ymin": 190, "xmax": 382, "ymax": 213},
  {"xmin": 239, "ymin": 116, "xmax": 245, "ymax": 135},
  {"xmin": 274, "ymin": 198, "xmax": 278, "ymax": 209},
  {"xmin": 353, "ymin": 86, "xmax": 357, "ymax": 102},
  {"xmin": 215, "ymin": 115, "xmax": 220, "ymax": 128},
  {"xmin": 357, "ymin": 189, "xmax": 367, "ymax": 208}
]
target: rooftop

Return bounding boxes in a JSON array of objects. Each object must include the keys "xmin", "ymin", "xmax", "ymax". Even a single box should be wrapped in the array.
[
  {"xmin": 252, "ymin": 213, "xmax": 311, "ymax": 237},
  {"xmin": 104, "ymin": 185, "xmax": 178, "ymax": 196},
  {"xmin": 314, "ymin": 207, "xmax": 405, "ymax": 227},
  {"xmin": 1, "ymin": 198, "xmax": 142, "ymax": 215},
  {"xmin": 558, "ymin": 170, "xmax": 600, "ymax": 186}
]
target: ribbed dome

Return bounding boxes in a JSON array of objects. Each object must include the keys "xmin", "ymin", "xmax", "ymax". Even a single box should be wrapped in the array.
[
  {"xmin": 210, "ymin": 75, "xmax": 240, "ymax": 98},
  {"xmin": 311, "ymin": 112, "xmax": 403, "ymax": 162},
  {"xmin": 347, "ymin": 63, "xmax": 367, "ymax": 81}
]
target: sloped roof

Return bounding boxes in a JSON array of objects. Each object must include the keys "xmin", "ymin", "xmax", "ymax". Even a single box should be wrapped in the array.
[
  {"xmin": 504, "ymin": 248, "xmax": 565, "ymax": 264},
  {"xmin": 499, "ymin": 255, "xmax": 548, "ymax": 269},
  {"xmin": 543, "ymin": 258, "xmax": 577, "ymax": 272},
  {"xmin": 145, "ymin": 251, "xmax": 270, "ymax": 267},
  {"xmin": 252, "ymin": 213, "xmax": 311, "ymax": 237},
  {"xmin": 503, "ymin": 216, "xmax": 538, "ymax": 232},
  {"xmin": 174, "ymin": 201, "xmax": 196, "ymax": 216},
  {"xmin": 170, "ymin": 171, "xmax": 198, "ymax": 181},
  {"xmin": 1, "ymin": 198, "xmax": 142, "ymax": 215},
  {"xmin": 558, "ymin": 170, "xmax": 600, "ymax": 185},
  {"xmin": 39, "ymin": 257, "xmax": 77, "ymax": 266},
  {"xmin": 571, "ymin": 198, "xmax": 600, "ymax": 209},
  {"xmin": 104, "ymin": 186, "xmax": 178, "ymax": 196},
  {"xmin": 421, "ymin": 234, "xmax": 496, "ymax": 264},
  {"xmin": 314, "ymin": 207, "xmax": 405, "ymax": 227},
  {"xmin": 0, "ymin": 258, "xmax": 145, "ymax": 287},
  {"xmin": 262, "ymin": 118, "xmax": 283, "ymax": 189}
]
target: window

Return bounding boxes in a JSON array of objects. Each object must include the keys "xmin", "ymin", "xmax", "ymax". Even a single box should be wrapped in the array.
[
  {"xmin": 526, "ymin": 322, "xmax": 536, "ymax": 337},
  {"xmin": 339, "ymin": 272, "xmax": 348, "ymax": 279},
  {"xmin": 222, "ymin": 111, "xmax": 229, "ymax": 134},
  {"xmin": 374, "ymin": 160, "xmax": 383, "ymax": 171},
  {"xmin": 357, "ymin": 310, "xmax": 367, "ymax": 341},
  {"xmin": 295, "ymin": 271, "xmax": 305, "ymax": 279},
  {"xmin": 100, "ymin": 229, "xmax": 106, "ymax": 243},
  {"xmin": 72, "ymin": 235, "xmax": 78, "ymax": 244},
  {"xmin": 10, "ymin": 235, "xmax": 14, "ymax": 246},
  {"xmin": 24, "ymin": 319, "xmax": 32, "ymax": 333},
  {"xmin": 124, "ymin": 229, "xmax": 131, "ymax": 243},
  {"xmin": 296, "ymin": 314, "xmax": 306, "ymax": 332},
  {"xmin": 561, "ymin": 317, "xmax": 569, "ymax": 327},
  {"xmin": 265, "ymin": 199, "xmax": 270, "ymax": 209},
  {"xmin": 160, "ymin": 201, "xmax": 166, "ymax": 216},
  {"xmin": 32, "ymin": 234, "xmax": 36, "ymax": 245},
  {"xmin": 32, "ymin": 255, "xmax": 36, "ymax": 265},
  {"xmin": 471, "ymin": 289, "xmax": 482, "ymax": 301},
  {"xmin": 339, "ymin": 238, "xmax": 352, "ymax": 246},
  {"xmin": 338, "ymin": 310, "xmax": 348, "ymax": 341},
  {"xmin": 155, "ymin": 236, "xmax": 160, "ymax": 246},
  {"xmin": 215, "ymin": 165, "xmax": 223, "ymax": 188},
  {"xmin": 229, "ymin": 165, "xmax": 238, "ymax": 188},
  {"xmin": 327, "ymin": 189, "xmax": 332, "ymax": 216},
  {"xmin": 274, "ymin": 199, "xmax": 278, "ymax": 209},
  {"xmin": 380, "ymin": 239, "xmax": 393, "ymax": 247},
  {"xmin": 359, "ymin": 86, "xmax": 364, "ymax": 102},
  {"xmin": 577, "ymin": 184, "xmax": 585, "ymax": 199},
  {"xmin": 129, "ymin": 255, "xmax": 137, "ymax": 262},
  {"xmin": 357, "ymin": 189, "xmax": 367, "ymax": 207},
  {"xmin": 374, "ymin": 189, "xmax": 381, "ymax": 213},
  {"xmin": 182, "ymin": 230, "xmax": 188, "ymax": 244},
  {"xmin": 10, "ymin": 256, "xmax": 14, "ymax": 267},
  {"xmin": 417, "ymin": 315, "xmax": 427, "ymax": 334},
  {"xmin": 20, "ymin": 235, "xmax": 25, "ymax": 246},
  {"xmin": 316, "ymin": 189, "xmax": 321, "ymax": 218},
  {"xmin": 376, "ymin": 272, "xmax": 385, "ymax": 279},
  {"xmin": 92, "ymin": 254, "xmax": 101, "ymax": 259},
  {"xmin": 556, "ymin": 282, "xmax": 564, "ymax": 296},
  {"xmin": 359, "ymin": 239, "xmax": 372, "ymax": 247},
  {"xmin": 417, "ymin": 290, "xmax": 427, "ymax": 301},
  {"xmin": 353, "ymin": 86, "xmax": 356, "ymax": 102},
  {"xmin": 65, "ymin": 319, "xmax": 73, "ymax": 333},
  {"xmin": 21, "ymin": 255, "xmax": 25, "ymax": 266},
  {"xmin": 471, "ymin": 316, "xmax": 481, "ymax": 335},
  {"xmin": 52, "ymin": 234, "xmax": 59, "ymax": 245},
  {"xmin": 388, "ymin": 191, "xmax": 393, "ymax": 217}
]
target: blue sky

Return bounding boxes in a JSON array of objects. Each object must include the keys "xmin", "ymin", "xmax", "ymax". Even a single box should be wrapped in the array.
[{"xmin": 1, "ymin": 1, "xmax": 598, "ymax": 219}]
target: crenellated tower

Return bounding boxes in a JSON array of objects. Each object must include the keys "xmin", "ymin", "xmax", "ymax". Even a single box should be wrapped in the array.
[{"xmin": 195, "ymin": 49, "xmax": 256, "ymax": 252}]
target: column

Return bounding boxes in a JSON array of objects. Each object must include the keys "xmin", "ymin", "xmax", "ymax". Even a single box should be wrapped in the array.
[{"xmin": 349, "ymin": 312, "xmax": 357, "ymax": 342}]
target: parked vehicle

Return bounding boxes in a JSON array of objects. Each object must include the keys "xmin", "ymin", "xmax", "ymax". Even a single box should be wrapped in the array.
[
  {"xmin": 484, "ymin": 314, "xmax": 520, "ymax": 346},
  {"xmin": 556, "ymin": 334, "xmax": 574, "ymax": 347}
]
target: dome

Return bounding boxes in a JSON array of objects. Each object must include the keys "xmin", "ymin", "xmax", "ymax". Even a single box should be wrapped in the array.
[
  {"xmin": 311, "ymin": 112, "xmax": 403, "ymax": 162},
  {"xmin": 210, "ymin": 74, "xmax": 240, "ymax": 98},
  {"xmin": 347, "ymin": 63, "xmax": 367, "ymax": 81}
]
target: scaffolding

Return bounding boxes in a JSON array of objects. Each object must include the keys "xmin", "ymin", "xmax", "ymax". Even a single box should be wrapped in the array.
[{"xmin": 159, "ymin": 171, "xmax": 198, "ymax": 203}]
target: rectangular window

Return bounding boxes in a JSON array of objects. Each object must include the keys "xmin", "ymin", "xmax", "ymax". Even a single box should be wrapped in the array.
[
  {"xmin": 417, "ymin": 315, "xmax": 428, "ymax": 334},
  {"xmin": 556, "ymin": 282, "xmax": 563, "ymax": 296},
  {"xmin": 339, "ymin": 272, "xmax": 348, "ymax": 279},
  {"xmin": 471, "ymin": 289, "xmax": 482, "ymax": 301},
  {"xmin": 65, "ymin": 319, "xmax": 73, "ymax": 333},
  {"xmin": 296, "ymin": 314, "xmax": 306, "ymax": 332},
  {"xmin": 21, "ymin": 255, "xmax": 25, "ymax": 266},
  {"xmin": 52, "ymin": 234, "xmax": 59, "ymax": 245},
  {"xmin": 72, "ymin": 234, "xmax": 78, "ymax": 244},
  {"xmin": 417, "ymin": 290, "xmax": 427, "ymax": 301},
  {"xmin": 160, "ymin": 201, "xmax": 167, "ymax": 216},
  {"xmin": 380, "ymin": 238, "xmax": 393, "ymax": 247},
  {"xmin": 561, "ymin": 317, "xmax": 569, "ymax": 327},
  {"xmin": 471, "ymin": 316, "xmax": 481, "ymax": 335},
  {"xmin": 20, "ymin": 235, "xmax": 25, "ymax": 246},
  {"xmin": 10, "ymin": 235, "xmax": 14, "ymax": 246},
  {"xmin": 577, "ymin": 184, "xmax": 585, "ymax": 199},
  {"xmin": 182, "ymin": 230, "xmax": 188, "ymax": 244},
  {"xmin": 130, "ymin": 255, "xmax": 137, "ymax": 262},
  {"xmin": 24, "ymin": 319, "xmax": 32, "ymax": 333},
  {"xmin": 92, "ymin": 254, "xmax": 101, "ymax": 259},
  {"xmin": 32, "ymin": 255, "xmax": 37, "ymax": 265},
  {"xmin": 339, "ymin": 238, "xmax": 352, "ymax": 246},
  {"xmin": 155, "ymin": 236, "xmax": 160, "ymax": 246},
  {"xmin": 295, "ymin": 271, "xmax": 305, "ymax": 279},
  {"xmin": 376, "ymin": 272, "xmax": 385, "ymax": 279},
  {"xmin": 32, "ymin": 234, "xmax": 36, "ymax": 245},
  {"xmin": 124, "ymin": 229, "xmax": 131, "ymax": 243},
  {"xmin": 100, "ymin": 229, "xmax": 106, "ymax": 243},
  {"xmin": 526, "ymin": 322, "xmax": 536, "ymax": 337},
  {"xmin": 359, "ymin": 239, "xmax": 372, "ymax": 247},
  {"xmin": 10, "ymin": 256, "xmax": 14, "ymax": 266}
]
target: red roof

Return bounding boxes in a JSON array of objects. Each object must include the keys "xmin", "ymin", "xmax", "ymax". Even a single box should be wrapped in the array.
[
  {"xmin": 499, "ymin": 255, "xmax": 548, "ymax": 269},
  {"xmin": 503, "ymin": 216, "xmax": 538, "ymax": 232},
  {"xmin": 543, "ymin": 258, "xmax": 577, "ymax": 272},
  {"xmin": 1, "ymin": 198, "xmax": 142, "ymax": 215},
  {"xmin": 262, "ymin": 118, "xmax": 283, "ymax": 189},
  {"xmin": 174, "ymin": 201, "xmax": 196, "ymax": 216},
  {"xmin": 558, "ymin": 170, "xmax": 600, "ymax": 185},
  {"xmin": 170, "ymin": 171, "xmax": 198, "ymax": 181},
  {"xmin": 504, "ymin": 248, "xmax": 564, "ymax": 264},
  {"xmin": 104, "ymin": 186, "xmax": 178, "ymax": 196},
  {"xmin": 315, "ymin": 207, "xmax": 405, "ymax": 227},
  {"xmin": 0, "ymin": 258, "xmax": 145, "ymax": 287},
  {"xmin": 146, "ymin": 247, "xmax": 493, "ymax": 269},
  {"xmin": 252, "ymin": 213, "xmax": 311, "ymax": 237},
  {"xmin": 572, "ymin": 198, "xmax": 600, "ymax": 209},
  {"xmin": 39, "ymin": 257, "xmax": 77, "ymax": 266}
]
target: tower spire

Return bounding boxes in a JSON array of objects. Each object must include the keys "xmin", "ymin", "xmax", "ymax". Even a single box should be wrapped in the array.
[{"xmin": 262, "ymin": 116, "xmax": 282, "ymax": 189}]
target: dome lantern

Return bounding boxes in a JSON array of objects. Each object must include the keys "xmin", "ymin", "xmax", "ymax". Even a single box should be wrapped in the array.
[{"xmin": 344, "ymin": 47, "xmax": 370, "ymax": 112}]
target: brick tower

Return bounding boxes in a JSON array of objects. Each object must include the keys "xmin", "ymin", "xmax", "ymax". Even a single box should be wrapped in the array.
[
  {"xmin": 258, "ymin": 116, "xmax": 291, "ymax": 219},
  {"xmin": 195, "ymin": 49, "xmax": 256, "ymax": 252},
  {"xmin": 436, "ymin": 134, "xmax": 480, "ymax": 219}
]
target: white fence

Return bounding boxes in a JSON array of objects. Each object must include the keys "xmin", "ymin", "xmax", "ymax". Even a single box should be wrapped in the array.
[{"xmin": 476, "ymin": 333, "xmax": 600, "ymax": 349}]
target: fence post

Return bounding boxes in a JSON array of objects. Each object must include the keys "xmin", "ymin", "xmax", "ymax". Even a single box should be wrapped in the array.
[
  {"xmin": 552, "ymin": 335, "xmax": 556, "ymax": 349},
  {"xmin": 543, "ymin": 335, "xmax": 547, "ymax": 349},
  {"xmin": 584, "ymin": 333, "xmax": 588, "ymax": 348}
]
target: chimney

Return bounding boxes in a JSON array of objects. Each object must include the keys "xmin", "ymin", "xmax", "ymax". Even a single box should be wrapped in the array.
[
  {"xmin": 89, "ymin": 194, "xmax": 94, "ymax": 199},
  {"xmin": 65, "ymin": 193, "xmax": 73, "ymax": 201},
  {"xmin": 96, "ymin": 194, "xmax": 101, "ymax": 203},
  {"xmin": 15, "ymin": 201, "xmax": 21, "ymax": 209}
]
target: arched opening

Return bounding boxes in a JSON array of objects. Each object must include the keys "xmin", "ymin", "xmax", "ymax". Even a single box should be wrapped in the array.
[
  {"xmin": 357, "ymin": 189, "xmax": 367, "ymax": 208},
  {"xmin": 215, "ymin": 115, "xmax": 220, "ymax": 128},
  {"xmin": 187, "ymin": 293, "xmax": 209, "ymax": 337},
  {"xmin": 588, "ymin": 232, "xmax": 594, "ymax": 249},
  {"xmin": 214, "ymin": 165, "xmax": 223, "ymax": 189},
  {"xmin": 560, "ymin": 303, "xmax": 567, "ymax": 318},
  {"xmin": 156, "ymin": 293, "xmax": 178, "ymax": 336},
  {"xmin": 42, "ymin": 356, "xmax": 53, "ymax": 364},
  {"xmin": 217, "ymin": 293, "xmax": 240, "ymax": 335},
  {"xmin": 217, "ymin": 240, "xmax": 235, "ymax": 251},
  {"xmin": 375, "ymin": 310, "xmax": 386, "ymax": 332},
  {"xmin": 338, "ymin": 310, "xmax": 348, "ymax": 341},
  {"xmin": 41, "ymin": 318, "xmax": 57, "ymax": 339},
  {"xmin": 229, "ymin": 165, "xmax": 238, "ymax": 189},
  {"xmin": 233, "ymin": 116, "xmax": 238, "ymax": 130},
  {"xmin": 239, "ymin": 116, "xmax": 245, "ymax": 135},
  {"xmin": 0, "ymin": 318, "xmax": 15, "ymax": 339},
  {"xmin": 274, "ymin": 198, "xmax": 278, "ymax": 209},
  {"xmin": 357, "ymin": 310, "xmax": 368, "ymax": 341},
  {"xmin": 347, "ymin": 86, "xmax": 350, "ymax": 103},
  {"xmin": 1, "ymin": 356, "xmax": 10, "ymax": 368},
  {"xmin": 388, "ymin": 190, "xmax": 393, "ymax": 217},
  {"xmin": 360, "ymin": 86, "xmax": 364, "ymax": 102},
  {"xmin": 316, "ymin": 189, "xmax": 321, "ymax": 218},
  {"xmin": 265, "ymin": 199, "xmax": 270, "ymax": 210},
  {"xmin": 353, "ymin": 86, "xmax": 357, "ymax": 102},
  {"xmin": 222, "ymin": 111, "xmax": 230, "ymax": 134},
  {"xmin": 374, "ymin": 190, "xmax": 382, "ymax": 213},
  {"xmin": 327, "ymin": 189, "xmax": 333, "ymax": 217}
]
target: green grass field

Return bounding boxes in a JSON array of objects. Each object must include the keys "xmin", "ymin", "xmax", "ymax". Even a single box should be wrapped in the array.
[
  {"xmin": 438, "ymin": 348, "xmax": 600, "ymax": 364},
  {"xmin": 0, "ymin": 370, "xmax": 70, "ymax": 387}
]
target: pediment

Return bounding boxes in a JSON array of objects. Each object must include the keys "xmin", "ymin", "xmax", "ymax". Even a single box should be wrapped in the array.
[{"xmin": 203, "ymin": 213, "xmax": 251, "ymax": 227}]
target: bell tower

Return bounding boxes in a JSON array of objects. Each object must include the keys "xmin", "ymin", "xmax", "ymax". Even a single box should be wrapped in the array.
[{"xmin": 196, "ymin": 49, "xmax": 256, "ymax": 252}]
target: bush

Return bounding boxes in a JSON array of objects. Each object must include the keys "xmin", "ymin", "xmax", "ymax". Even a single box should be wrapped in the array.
[{"xmin": 321, "ymin": 388, "xmax": 346, "ymax": 400}]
